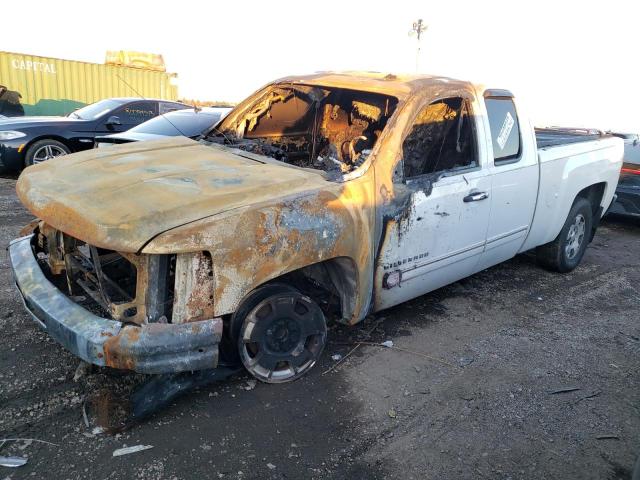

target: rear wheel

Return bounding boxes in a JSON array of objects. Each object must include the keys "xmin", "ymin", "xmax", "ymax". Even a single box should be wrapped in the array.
[
  {"xmin": 536, "ymin": 197, "xmax": 593, "ymax": 272},
  {"xmin": 236, "ymin": 286, "xmax": 327, "ymax": 383},
  {"xmin": 24, "ymin": 139, "xmax": 70, "ymax": 167}
]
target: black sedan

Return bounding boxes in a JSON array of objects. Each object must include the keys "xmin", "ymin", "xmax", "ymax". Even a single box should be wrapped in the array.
[
  {"xmin": 0, "ymin": 97, "xmax": 187, "ymax": 171},
  {"xmin": 94, "ymin": 107, "xmax": 231, "ymax": 147}
]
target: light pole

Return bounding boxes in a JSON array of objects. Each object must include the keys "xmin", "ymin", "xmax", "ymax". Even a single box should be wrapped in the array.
[{"xmin": 409, "ymin": 19, "xmax": 428, "ymax": 72}]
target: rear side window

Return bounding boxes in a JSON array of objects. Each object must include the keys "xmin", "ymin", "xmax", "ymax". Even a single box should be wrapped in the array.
[{"xmin": 485, "ymin": 97, "xmax": 521, "ymax": 163}]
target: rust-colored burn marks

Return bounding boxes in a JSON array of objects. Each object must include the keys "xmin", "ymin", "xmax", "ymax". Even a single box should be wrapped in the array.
[
  {"xmin": 172, "ymin": 252, "xmax": 215, "ymax": 324},
  {"xmin": 102, "ymin": 319, "xmax": 223, "ymax": 372}
]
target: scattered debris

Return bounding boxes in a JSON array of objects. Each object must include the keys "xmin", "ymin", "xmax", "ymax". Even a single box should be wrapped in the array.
[
  {"xmin": 381, "ymin": 340, "xmax": 394, "ymax": 348},
  {"xmin": 91, "ymin": 426, "xmax": 105, "ymax": 435},
  {"xmin": 573, "ymin": 390, "xmax": 602, "ymax": 405},
  {"xmin": 17, "ymin": 440, "xmax": 32, "ymax": 451},
  {"xmin": 413, "ymin": 365, "xmax": 421, "ymax": 373},
  {"xmin": 82, "ymin": 401, "xmax": 90, "ymax": 428},
  {"xmin": 112, "ymin": 445, "xmax": 154, "ymax": 457},
  {"xmin": 458, "ymin": 357, "xmax": 474, "ymax": 367},
  {"xmin": 129, "ymin": 365, "xmax": 242, "ymax": 424},
  {"xmin": 0, "ymin": 456, "xmax": 27, "ymax": 468},
  {"xmin": 332, "ymin": 341, "xmax": 456, "ymax": 368},
  {"xmin": 595, "ymin": 434, "xmax": 620, "ymax": 440},
  {"xmin": 0, "ymin": 438, "xmax": 58, "ymax": 447},
  {"xmin": 266, "ymin": 463, "xmax": 276, "ymax": 470},
  {"xmin": 331, "ymin": 354, "xmax": 343, "ymax": 361},
  {"xmin": 548, "ymin": 387, "xmax": 581, "ymax": 395},
  {"xmin": 244, "ymin": 379, "xmax": 257, "ymax": 391},
  {"xmin": 322, "ymin": 344, "xmax": 361, "ymax": 375},
  {"xmin": 73, "ymin": 361, "xmax": 92, "ymax": 382},
  {"xmin": 388, "ymin": 409, "xmax": 397, "ymax": 419}
]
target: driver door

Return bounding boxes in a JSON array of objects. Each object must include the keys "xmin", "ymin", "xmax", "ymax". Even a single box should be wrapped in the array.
[{"xmin": 374, "ymin": 95, "xmax": 491, "ymax": 311}]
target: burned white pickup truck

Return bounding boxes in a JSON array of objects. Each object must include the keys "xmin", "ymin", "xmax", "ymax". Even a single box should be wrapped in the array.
[{"xmin": 9, "ymin": 72, "xmax": 623, "ymax": 383}]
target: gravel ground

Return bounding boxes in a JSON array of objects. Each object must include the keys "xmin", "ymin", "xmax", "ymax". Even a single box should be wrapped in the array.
[{"xmin": 0, "ymin": 174, "xmax": 638, "ymax": 480}]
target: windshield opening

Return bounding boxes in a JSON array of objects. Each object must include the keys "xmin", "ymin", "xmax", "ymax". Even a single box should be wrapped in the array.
[
  {"xmin": 68, "ymin": 99, "xmax": 123, "ymax": 120},
  {"xmin": 204, "ymin": 84, "xmax": 398, "ymax": 174}
]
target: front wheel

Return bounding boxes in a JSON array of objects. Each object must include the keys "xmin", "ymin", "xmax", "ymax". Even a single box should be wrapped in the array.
[
  {"xmin": 237, "ymin": 287, "xmax": 327, "ymax": 383},
  {"xmin": 24, "ymin": 139, "xmax": 70, "ymax": 167},
  {"xmin": 536, "ymin": 197, "xmax": 593, "ymax": 273}
]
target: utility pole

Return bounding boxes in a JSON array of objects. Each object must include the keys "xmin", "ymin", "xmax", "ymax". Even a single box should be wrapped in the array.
[{"xmin": 409, "ymin": 19, "xmax": 428, "ymax": 72}]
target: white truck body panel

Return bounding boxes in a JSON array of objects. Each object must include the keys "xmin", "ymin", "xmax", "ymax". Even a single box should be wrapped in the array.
[
  {"xmin": 374, "ymin": 84, "xmax": 624, "ymax": 312},
  {"xmin": 520, "ymin": 138, "xmax": 623, "ymax": 251}
]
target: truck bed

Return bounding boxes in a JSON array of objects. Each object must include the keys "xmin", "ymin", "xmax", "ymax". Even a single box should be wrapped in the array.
[{"xmin": 535, "ymin": 127, "xmax": 608, "ymax": 148}]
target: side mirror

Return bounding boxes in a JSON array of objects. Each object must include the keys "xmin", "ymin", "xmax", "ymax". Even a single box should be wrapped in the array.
[{"xmin": 105, "ymin": 115, "xmax": 121, "ymax": 129}]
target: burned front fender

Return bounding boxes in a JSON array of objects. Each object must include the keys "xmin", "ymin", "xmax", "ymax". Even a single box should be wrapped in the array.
[
  {"xmin": 143, "ymin": 179, "xmax": 377, "ymax": 324},
  {"xmin": 8, "ymin": 235, "xmax": 222, "ymax": 374}
]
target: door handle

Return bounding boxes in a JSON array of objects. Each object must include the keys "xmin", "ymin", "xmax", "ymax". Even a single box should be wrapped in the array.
[{"xmin": 463, "ymin": 191, "xmax": 489, "ymax": 202}]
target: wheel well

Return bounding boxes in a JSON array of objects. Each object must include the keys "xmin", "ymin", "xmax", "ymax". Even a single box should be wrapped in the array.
[
  {"xmin": 575, "ymin": 182, "xmax": 606, "ymax": 241},
  {"xmin": 576, "ymin": 182, "xmax": 605, "ymax": 218},
  {"xmin": 262, "ymin": 257, "xmax": 359, "ymax": 323}
]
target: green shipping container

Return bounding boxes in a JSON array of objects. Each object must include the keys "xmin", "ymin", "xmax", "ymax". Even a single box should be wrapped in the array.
[{"xmin": 0, "ymin": 51, "xmax": 178, "ymax": 117}]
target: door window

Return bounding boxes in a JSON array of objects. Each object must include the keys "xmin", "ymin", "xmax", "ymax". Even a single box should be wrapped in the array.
[
  {"xmin": 485, "ymin": 97, "xmax": 521, "ymax": 163},
  {"xmin": 402, "ymin": 97, "xmax": 477, "ymax": 179},
  {"xmin": 115, "ymin": 101, "xmax": 158, "ymax": 127}
]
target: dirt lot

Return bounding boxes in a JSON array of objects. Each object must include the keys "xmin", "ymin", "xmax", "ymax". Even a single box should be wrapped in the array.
[{"xmin": 1, "ymin": 174, "xmax": 639, "ymax": 480}]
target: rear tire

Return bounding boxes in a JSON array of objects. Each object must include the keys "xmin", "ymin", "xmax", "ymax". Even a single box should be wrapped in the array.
[
  {"xmin": 24, "ymin": 139, "xmax": 70, "ymax": 168},
  {"xmin": 536, "ymin": 197, "xmax": 593, "ymax": 273}
]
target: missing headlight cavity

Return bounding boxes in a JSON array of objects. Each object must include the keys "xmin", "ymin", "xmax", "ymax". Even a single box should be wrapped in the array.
[
  {"xmin": 206, "ymin": 84, "xmax": 398, "ymax": 174},
  {"xmin": 172, "ymin": 251, "xmax": 215, "ymax": 324}
]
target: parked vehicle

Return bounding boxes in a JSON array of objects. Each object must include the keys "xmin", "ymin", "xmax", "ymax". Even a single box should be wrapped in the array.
[
  {"xmin": 9, "ymin": 72, "xmax": 623, "ymax": 384},
  {"xmin": 94, "ymin": 107, "xmax": 231, "ymax": 147},
  {"xmin": 0, "ymin": 98, "xmax": 188, "ymax": 170},
  {"xmin": 605, "ymin": 132, "xmax": 640, "ymax": 218},
  {"xmin": 610, "ymin": 132, "xmax": 640, "ymax": 165}
]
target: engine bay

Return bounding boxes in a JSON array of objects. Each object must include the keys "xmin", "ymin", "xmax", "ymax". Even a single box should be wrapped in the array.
[{"xmin": 204, "ymin": 84, "xmax": 398, "ymax": 174}]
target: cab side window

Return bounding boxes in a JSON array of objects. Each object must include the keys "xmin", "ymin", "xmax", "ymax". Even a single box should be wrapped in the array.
[
  {"xmin": 402, "ymin": 97, "xmax": 477, "ymax": 179},
  {"xmin": 116, "ymin": 101, "xmax": 158, "ymax": 127},
  {"xmin": 485, "ymin": 97, "xmax": 521, "ymax": 163}
]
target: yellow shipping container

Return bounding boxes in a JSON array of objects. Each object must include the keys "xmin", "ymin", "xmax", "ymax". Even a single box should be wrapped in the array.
[{"xmin": 0, "ymin": 51, "xmax": 178, "ymax": 117}]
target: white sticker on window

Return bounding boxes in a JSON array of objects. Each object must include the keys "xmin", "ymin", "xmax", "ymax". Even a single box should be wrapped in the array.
[{"xmin": 496, "ymin": 111, "xmax": 515, "ymax": 150}]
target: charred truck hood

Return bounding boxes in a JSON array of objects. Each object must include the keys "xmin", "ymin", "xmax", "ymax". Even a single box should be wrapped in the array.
[{"xmin": 16, "ymin": 136, "xmax": 330, "ymax": 253}]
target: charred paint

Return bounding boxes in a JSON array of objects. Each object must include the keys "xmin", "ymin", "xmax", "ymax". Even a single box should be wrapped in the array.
[{"xmin": 16, "ymin": 72, "xmax": 478, "ymax": 328}]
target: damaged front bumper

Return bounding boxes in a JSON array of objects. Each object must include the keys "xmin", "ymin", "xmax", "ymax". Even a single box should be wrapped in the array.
[{"xmin": 8, "ymin": 235, "xmax": 222, "ymax": 374}]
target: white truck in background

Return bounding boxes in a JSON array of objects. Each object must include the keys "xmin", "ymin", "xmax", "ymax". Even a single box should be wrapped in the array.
[{"xmin": 10, "ymin": 72, "xmax": 624, "ymax": 383}]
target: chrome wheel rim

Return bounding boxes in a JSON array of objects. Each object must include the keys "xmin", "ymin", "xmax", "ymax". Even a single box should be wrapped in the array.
[
  {"xmin": 32, "ymin": 144, "xmax": 67, "ymax": 164},
  {"xmin": 565, "ymin": 213, "xmax": 586, "ymax": 260},
  {"xmin": 239, "ymin": 293, "xmax": 326, "ymax": 383}
]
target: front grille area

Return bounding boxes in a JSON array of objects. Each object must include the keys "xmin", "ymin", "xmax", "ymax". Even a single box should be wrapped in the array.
[{"xmin": 35, "ymin": 223, "xmax": 176, "ymax": 324}]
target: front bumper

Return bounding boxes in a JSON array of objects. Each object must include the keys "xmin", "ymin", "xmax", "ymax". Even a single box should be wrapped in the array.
[
  {"xmin": 0, "ymin": 139, "xmax": 26, "ymax": 170},
  {"xmin": 8, "ymin": 235, "xmax": 222, "ymax": 374}
]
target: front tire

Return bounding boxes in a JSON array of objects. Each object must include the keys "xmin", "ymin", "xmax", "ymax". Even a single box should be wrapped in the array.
[
  {"xmin": 236, "ymin": 286, "xmax": 327, "ymax": 383},
  {"xmin": 24, "ymin": 139, "xmax": 70, "ymax": 167},
  {"xmin": 536, "ymin": 197, "xmax": 593, "ymax": 273}
]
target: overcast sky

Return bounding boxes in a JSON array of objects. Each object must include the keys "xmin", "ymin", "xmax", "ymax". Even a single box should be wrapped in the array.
[{"xmin": 2, "ymin": 0, "xmax": 638, "ymax": 131}]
